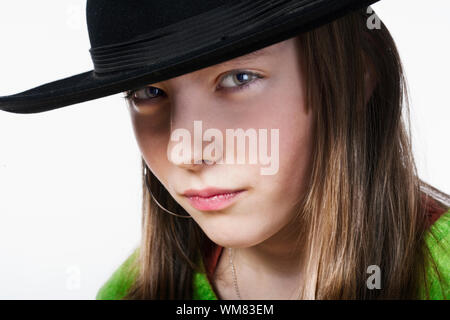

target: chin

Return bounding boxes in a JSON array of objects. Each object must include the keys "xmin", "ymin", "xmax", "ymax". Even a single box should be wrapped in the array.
[{"xmin": 204, "ymin": 228, "xmax": 267, "ymax": 249}]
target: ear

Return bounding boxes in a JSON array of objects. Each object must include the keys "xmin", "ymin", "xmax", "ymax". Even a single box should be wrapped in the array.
[{"xmin": 363, "ymin": 53, "xmax": 377, "ymax": 105}]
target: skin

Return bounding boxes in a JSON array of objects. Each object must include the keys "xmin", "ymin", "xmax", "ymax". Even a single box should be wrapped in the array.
[{"xmin": 127, "ymin": 36, "xmax": 315, "ymax": 299}]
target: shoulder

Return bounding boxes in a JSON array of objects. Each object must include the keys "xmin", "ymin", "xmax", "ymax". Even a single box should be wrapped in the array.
[
  {"xmin": 420, "ymin": 209, "xmax": 450, "ymax": 299},
  {"xmin": 96, "ymin": 247, "xmax": 140, "ymax": 300}
]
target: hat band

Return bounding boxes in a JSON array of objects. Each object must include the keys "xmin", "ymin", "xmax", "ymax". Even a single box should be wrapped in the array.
[{"xmin": 88, "ymin": 0, "xmax": 320, "ymax": 75}]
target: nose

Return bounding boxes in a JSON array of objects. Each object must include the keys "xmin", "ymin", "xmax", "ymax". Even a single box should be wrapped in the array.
[{"xmin": 166, "ymin": 90, "xmax": 224, "ymax": 171}]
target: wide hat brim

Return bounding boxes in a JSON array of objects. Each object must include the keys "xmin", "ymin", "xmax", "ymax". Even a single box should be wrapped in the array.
[{"xmin": 0, "ymin": 0, "xmax": 380, "ymax": 114}]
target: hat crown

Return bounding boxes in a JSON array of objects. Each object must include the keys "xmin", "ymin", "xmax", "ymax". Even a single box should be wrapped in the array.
[{"xmin": 86, "ymin": 0, "xmax": 229, "ymax": 49}]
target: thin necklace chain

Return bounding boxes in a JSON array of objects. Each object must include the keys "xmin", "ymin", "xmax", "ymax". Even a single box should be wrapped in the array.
[
  {"xmin": 228, "ymin": 247, "xmax": 242, "ymax": 299},
  {"xmin": 228, "ymin": 247, "xmax": 302, "ymax": 300}
]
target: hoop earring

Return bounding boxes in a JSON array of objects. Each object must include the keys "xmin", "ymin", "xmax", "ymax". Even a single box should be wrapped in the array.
[{"xmin": 144, "ymin": 165, "xmax": 192, "ymax": 219}]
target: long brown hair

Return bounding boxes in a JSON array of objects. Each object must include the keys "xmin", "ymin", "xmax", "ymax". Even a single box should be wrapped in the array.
[{"xmin": 123, "ymin": 8, "xmax": 450, "ymax": 299}]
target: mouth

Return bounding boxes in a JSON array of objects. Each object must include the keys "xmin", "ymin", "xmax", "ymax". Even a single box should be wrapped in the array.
[{"xmin": 183, "ymin": 187, "xmax": 247, "ymax": 212}]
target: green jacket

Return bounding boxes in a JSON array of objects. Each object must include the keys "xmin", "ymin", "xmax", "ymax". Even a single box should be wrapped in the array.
[{"xmin": 96, "ymin": 210, "xmax": 450, "ymax": 300}]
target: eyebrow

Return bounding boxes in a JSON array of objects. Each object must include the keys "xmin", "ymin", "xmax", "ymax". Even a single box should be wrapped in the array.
[{"xmin": 218, "ymin": 46, "xmax": 274, "ymax": 67}]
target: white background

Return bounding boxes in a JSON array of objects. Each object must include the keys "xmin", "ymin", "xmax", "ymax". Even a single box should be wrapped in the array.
[{"xmin": 0, "ymin": 1, "xmax": 449, "ymax": 299}]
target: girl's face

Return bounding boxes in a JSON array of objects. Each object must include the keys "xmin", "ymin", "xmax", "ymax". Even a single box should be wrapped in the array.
[{"xmin": 127, "ymin": 37, "xmax": 313, "ymax": 248}]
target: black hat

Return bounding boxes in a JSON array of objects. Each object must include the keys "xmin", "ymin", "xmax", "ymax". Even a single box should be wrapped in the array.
[{"xmin": 0, "ymin": 0, "xmax": 380, "ymax": 114}]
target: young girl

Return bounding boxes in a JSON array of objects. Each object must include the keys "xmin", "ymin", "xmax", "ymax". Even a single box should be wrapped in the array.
[
  {"xmin": 95, "ymin": 9, "xmax": 450, "ymax": 300},
  {"xmin": 1, "ymin": 1, "xmax": 448, "ymax": 300}
]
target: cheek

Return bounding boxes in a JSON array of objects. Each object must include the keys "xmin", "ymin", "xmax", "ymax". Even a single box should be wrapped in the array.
[
  {"xmin": 251, "ymin": 77, "xmax": 313, "ymax": 217},
  {"xmin": 262, "ymin": 104, "xmax": 312, "ymax": 214},
  {"xmin": 274, "ymin": 120, "xmax": 312, "ymax": 210},
  {"xmin": 129, "ymin": 111, "xmax": 171, "ymax": 181}
]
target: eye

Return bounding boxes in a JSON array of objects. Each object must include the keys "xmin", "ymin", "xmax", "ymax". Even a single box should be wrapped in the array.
[
  {"xmin": 217, "ymin": 70, "xmax": 264, "ymax": 91},
  {"xmin": 125, "ymin": 86, "xmax": 166, "ymax": 104}
]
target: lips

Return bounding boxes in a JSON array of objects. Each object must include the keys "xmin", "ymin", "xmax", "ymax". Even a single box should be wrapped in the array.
[{"xmin": 183, "ymin": 187, "xmax": 246, "ymax": 211}]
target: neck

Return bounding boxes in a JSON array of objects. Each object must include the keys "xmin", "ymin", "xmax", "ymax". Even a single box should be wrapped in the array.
[
  {"xmin": 212, "ymin": 211, "xmax": 309, "ymax": 300},
  {"xmin": 233, "ymin": 215, "xmax": 306, "ymax": 278}
]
